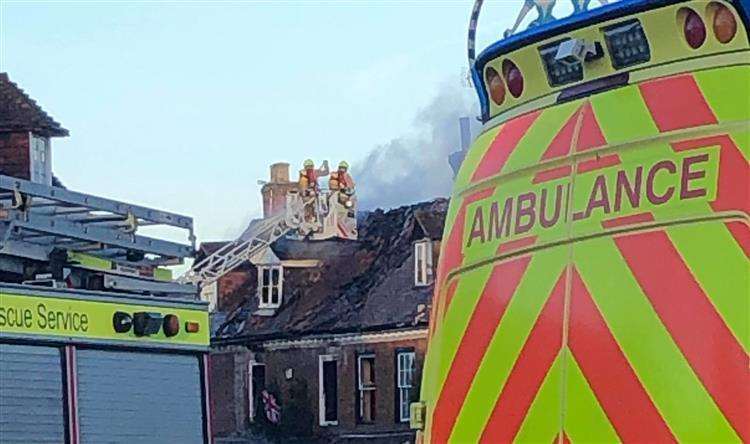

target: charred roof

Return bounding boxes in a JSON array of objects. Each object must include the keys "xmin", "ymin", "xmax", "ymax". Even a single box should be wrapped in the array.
[
  {"xmin": 0, "ymin": 73, "xmax": 69, "ymax": 137},
  {"xmin": 212, "ymin": 198, "xmax": 448, "ymax": 343}
]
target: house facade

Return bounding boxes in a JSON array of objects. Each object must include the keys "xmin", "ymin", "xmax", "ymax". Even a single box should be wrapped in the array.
[{"xmin": 206, "ymin": 181, "xmax": 446, "ymax": 442}]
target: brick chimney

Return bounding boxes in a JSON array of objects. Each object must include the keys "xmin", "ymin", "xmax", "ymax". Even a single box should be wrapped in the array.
[{"xmin": 261, "ymin": 162, "xmax": 298, "ymax": 218}]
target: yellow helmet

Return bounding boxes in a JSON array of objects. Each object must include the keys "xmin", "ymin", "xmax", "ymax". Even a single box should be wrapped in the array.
[
  {"xmin": 303, "ymin": 159, "xmax": 314, "ymax": 168},
  {"xmin": 338, "ymin": 160, "xmax": 349, "ymax": 169}
]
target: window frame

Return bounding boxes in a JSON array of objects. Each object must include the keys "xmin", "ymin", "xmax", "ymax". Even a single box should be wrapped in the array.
[
  {"xmin": 200, "ymin": 282, "xmax": 218, "ymax": 312},
  {"xmin": 257, "ymin": 265, "xmax": 283, "ymax": 309},
  {"xmin": 247, "ymin": 361, "xmax": 266, "ymax": 423},
  {"xmin": 318, "ymin": 354, "xmax": 338, "ymax": 426},
  {"xmin": 29, "ymin": 133, "xmax": 52, "ymax": 185},
  {"xmin": 356, "ymin": 353, "xmax": 376, "ymax": 424},
  {"xmin": 414, "ymin": 239, "xmax": 433, "ymax": 287},
  {"xmin": 396, "ymin": 350, "xmax": 416, "ymax": 423}
]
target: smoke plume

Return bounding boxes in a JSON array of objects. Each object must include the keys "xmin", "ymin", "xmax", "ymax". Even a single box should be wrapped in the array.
[{"xmin": 353, "ymin": 84, "xmax": 480, "ymax": 210}]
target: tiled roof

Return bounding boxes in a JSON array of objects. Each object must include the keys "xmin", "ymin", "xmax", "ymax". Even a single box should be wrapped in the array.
[
  {"xmin": 0, "ymin": 73, "xmax": 69, "ymax": 137},
  {"xmin": 211, "ymin": 198, "xmax": 448, "ymax": 342}
]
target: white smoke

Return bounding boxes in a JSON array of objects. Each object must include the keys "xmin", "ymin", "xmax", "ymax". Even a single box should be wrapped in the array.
[{"xmin": 353, "ymin": 84, "xmax": 481, "ymax": 210}]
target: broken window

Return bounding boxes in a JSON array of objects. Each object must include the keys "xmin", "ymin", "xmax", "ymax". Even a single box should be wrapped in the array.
[
  {"xmin": 258, "ymin": 266, "xmax": 283, "ymax": 308},
  {"xmin": 414, "ymin": 240, "xmax": 433, "ymax": 287},
  {"xmin": 396, "ymin": 351, "xmax": 415, "ymax": 422},
  {"xmin": 318, "ymin": 355, "xmax": 338, "ymax": 426},
  {"xmin": 357, "ymin": 354, "xmax": 376, "ymax": 423}
]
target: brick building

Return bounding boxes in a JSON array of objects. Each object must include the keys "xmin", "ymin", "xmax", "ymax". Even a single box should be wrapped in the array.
[
  {"xmin": 206, "ymin": 192, "xmax": 446, "ymax": 443},
  {"xmin": 0, "ymin": 72, "xmax": 68, "ymax": 185}
]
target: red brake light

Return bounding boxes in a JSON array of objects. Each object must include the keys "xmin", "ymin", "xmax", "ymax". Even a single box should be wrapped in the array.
[
  {"xmin": 712, "ymin": 4, "xmax": 737, "ymax": 44},
  {"xmin": 485, "ymin": 67, "xmax": 506, "ymax": 105},
  {"xmin": 684, "ymin": 9, "xmax": 706, "ymax": 49},
  {"xmin": 503, "ymin": 60, "xmax": 524, "ymax": 98},
  {"xmin": 185, "ymin": 321, "xmax": 200, "ymax": 333}
]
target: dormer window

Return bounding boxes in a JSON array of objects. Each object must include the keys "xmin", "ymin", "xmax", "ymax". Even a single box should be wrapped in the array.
[
  {"xmin": 258, "ymin": 265, "xmax": 283, "ymax": 309},
  {"xmin": 414, "ymin": 240, "xmax": 433, "ymax": 287}
]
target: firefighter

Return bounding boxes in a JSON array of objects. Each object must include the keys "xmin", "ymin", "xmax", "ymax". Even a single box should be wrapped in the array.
[
  {"xmin": 298, "ymin": 159, "xmax": 329, "ymax": 196},
  {"xmin": 329, "ymin": 161, "xmax": 355, "ymax": 192},
  {"xmin": 298, "ymin": 159, "xmax": 329, "ymax": 228},
  {"xmin": 329, "ymin": 161, "xmax": 356, "ymax": 209}
]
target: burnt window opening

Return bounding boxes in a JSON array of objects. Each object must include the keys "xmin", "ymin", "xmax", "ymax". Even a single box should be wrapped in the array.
[
  {"xmin": 247, "ymin": 362, "xmax": 266, "ymax": 423},
  {"xmin": 357, "ymin": 354, "xmax": 376, "ymax": 423},
  {"xmin": 319, "ymin": 355, "xmax": 338, "ymax": 426},
  {"xmin": 396, "ymin": 351, "xmax": 415, "ymax": 422},
  {"xmin": 414, "ymin": 240, "xmax": 433, "ymax": 287},
  {"xmin": 258, "ymin": 265, "xmax": 283, "ymax": 309}
]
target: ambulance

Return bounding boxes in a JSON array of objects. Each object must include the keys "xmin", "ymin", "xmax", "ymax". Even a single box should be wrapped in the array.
[{"xmin": 417, "ymin": 0, "xmax": 749, "ymax": 441}]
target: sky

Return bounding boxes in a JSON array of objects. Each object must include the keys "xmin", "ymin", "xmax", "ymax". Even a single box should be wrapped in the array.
[{"xmin": 0, "ymin": 0, "xmax": 586, "ymax": 251}]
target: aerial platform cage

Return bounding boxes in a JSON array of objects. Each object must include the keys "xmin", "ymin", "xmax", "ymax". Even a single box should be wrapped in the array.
[{"xmin": 0, "ymin": 174, "xmax": 197, "ymax": 297}]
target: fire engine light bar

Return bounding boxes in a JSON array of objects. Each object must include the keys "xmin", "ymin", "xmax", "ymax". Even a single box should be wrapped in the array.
[
  {"xmin": 133, "ymin": 312, "xmax": 163, "ymax": 336},
  {"xmin": 539, "ymin": 39, "xmax": 584, "ymax": 87},
  {"xmin": 603, "ymin": 19, "xmax": 651, "ymax": 70}
]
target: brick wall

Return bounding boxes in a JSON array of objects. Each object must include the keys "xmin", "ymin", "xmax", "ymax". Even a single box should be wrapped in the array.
[
  {"xmin": 210, "ymin": 352, "xmax": 237, "ymax": 436},
  {"xmin": 217, "ymin": 270, "xmax": 256, "ymax": 312},
  {"xmin": 210, "ymin": 347, "xmax": 255, "ymax": 438},
  {"xmin": 0, "ymin": 132, "xmax": 30, "ymax": 179},
  {"xmin": 210, "ymin": 335, "xmax": 427, "ymax": 441}
]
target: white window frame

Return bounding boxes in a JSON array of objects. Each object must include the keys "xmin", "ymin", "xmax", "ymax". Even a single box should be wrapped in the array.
[
  {"xmin": 247, "ymin": 361, "xmax": 265, "ymax": 422},
  {"xmin": 29, "ymin": 133, "xmax": 52, "ymax": 185},
  {"xmin": 318, "ymin": 354, "xmax": 338, "ymax": 426},
  {"xmin": 397, "ymin": 351, "xmax": 416, "ymax": 422},
  {"xmin": 357, "ymin": 354, "xmax": 376, "ymax": 423},
  {"xmin": 257, "ymin": 265, "xmax": 283, "ymax": 309},
  {"xmin": 414, "ymin": 239, "xmax": 433, "ymax": 287},
  {"xmin": 201, "ymin": 282, "xmax": 218, "ymax": 312}
]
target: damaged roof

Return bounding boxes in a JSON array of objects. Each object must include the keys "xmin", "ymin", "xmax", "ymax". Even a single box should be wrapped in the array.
[
  {"xmin": 0, "ymin": 73, "xmax": 69, "ymax": 137},
  {"xmin": 213, "ymin": 198, "xmax": 448, "ymax": 343}
]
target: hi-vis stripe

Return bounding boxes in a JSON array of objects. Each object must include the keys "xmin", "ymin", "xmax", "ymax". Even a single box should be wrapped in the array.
[{"xmin": 423, "ymin": 65, "xmax": 749, "ymax": 443}]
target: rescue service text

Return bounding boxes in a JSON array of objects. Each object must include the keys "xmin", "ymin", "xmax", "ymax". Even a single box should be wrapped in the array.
[{"xmin": 0, "ymin": 303, "xmax": 89, "ymax": 332}]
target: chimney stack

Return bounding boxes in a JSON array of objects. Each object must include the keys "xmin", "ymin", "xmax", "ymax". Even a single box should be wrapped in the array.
[
  {"xmin": 261, "ymin": 162, "xmax": 298, "ymax": 218},
  {"xmin": 270, "ymin": 162, "xmax": 290, "ymax": 183}
]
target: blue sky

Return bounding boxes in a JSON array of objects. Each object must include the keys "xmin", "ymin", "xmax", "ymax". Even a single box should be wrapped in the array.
[{"xmin": 0, "ymin": 0, "xmax": 584, "ymax": 247}]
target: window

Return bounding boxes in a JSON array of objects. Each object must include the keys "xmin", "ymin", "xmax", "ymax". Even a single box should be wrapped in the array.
[
  {"xmin": 414, "ymin": 240, "xmax": 433, "ymax": 287},
  {"xmin": 396, "ymin": 351, "xmax": 415, "ymax": 422},
  {"xmin": 247, "ymin": 362, "xmax": 266, "ymax": 422},
  {"xmin": 29, "ymin": 134, "xmax": 51, "ymax": 185},
  {"xmin": 258, "ymin": 266, "xmax": 283, "ymax": 308},
  {"xmin": 318, "ymin": 355, "xmax": 338, "ymax": 426},
  {"xmin": 201, "ymin": 282, "xmax": 218, "ymax": 312},
  {"xmin": 357, "ymin": 354, "xmax": 376, "ymax": 423}
]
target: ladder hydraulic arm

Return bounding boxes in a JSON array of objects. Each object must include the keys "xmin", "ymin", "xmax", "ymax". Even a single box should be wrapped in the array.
[{"xmin": 179, "ymin": 213, "xmax": 295, "ymax": 287}]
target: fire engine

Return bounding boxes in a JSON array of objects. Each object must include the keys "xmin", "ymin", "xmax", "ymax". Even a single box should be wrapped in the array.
[{"xmin": 0, "ymin": 175, "xmax": 211, "ymax": 443}]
